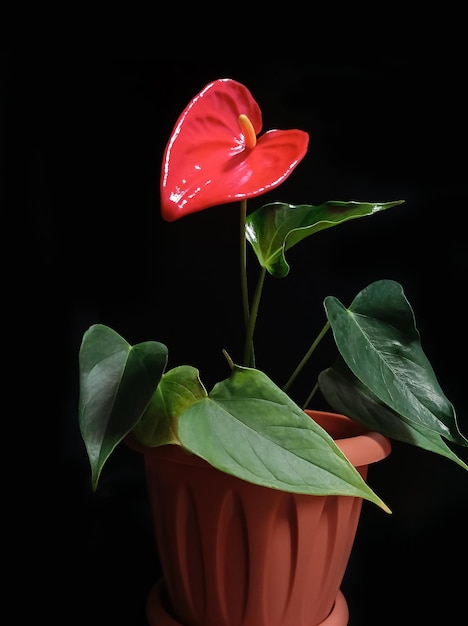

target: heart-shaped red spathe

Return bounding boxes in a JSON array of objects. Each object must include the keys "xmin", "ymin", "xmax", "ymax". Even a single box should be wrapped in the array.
[{"xmin": 160, "ymin": 78, "xmax": 309, "ymax": 222}]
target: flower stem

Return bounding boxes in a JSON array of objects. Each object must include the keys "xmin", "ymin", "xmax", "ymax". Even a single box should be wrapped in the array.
[
  {"xmin": 243, "ymin": 266, "xmax": 266, "ymax": 367},
  {"xmin": 282, "ymin": 321, "xmax": 330, "ymax": 393},
  {"xmin": 240, "ymin": 199, "xmax": 263, "ymax": 367},
  {"xmin": 240, "ymin": 199, "xmax": 249, "ymax": 333}
]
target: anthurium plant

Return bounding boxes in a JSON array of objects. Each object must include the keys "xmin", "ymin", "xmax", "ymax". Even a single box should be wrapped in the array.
[{"xmin": 79, "ymin": 78, "xmax": 468, "ymax": 513}]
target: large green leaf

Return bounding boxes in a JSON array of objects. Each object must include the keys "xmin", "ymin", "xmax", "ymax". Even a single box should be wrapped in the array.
[
  {"xmin": 323, "ymin": 280, "xmax": 468, "ymax": 450},
  {"xmin": 132, "ymin": 365, "xmax": 208, "ymax": 447},
  {"xmin": 177, "ymin": 365, "xmax": 390, "ymax": 511},
  {"xmin": 78, "ymin": 324, "xmax": 168, "ymax": 490},
  {"xmin": 319, "ymin": 360, "xmax": 468, "ymax": 470},
  {"xmin": 245, "ymin": 200, "xmax": 404, "ymax": 277}
]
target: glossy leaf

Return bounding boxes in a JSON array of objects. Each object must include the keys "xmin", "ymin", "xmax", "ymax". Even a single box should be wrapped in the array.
[
  {"xmin": 246, "ymin": 200, "xmax": 404, "ymax": 277},
  {"xmin": 177, "ymin": 365, "xmax": 389, "ymax": 510},
  {"xmin": 322, "ymin": 280, "xmax": 468, "ymax": 452},
  {"xmin": 319, "ymin": 360, "xmax": 468, "ymax": 470},
  {"xmin": 160, "ymin": 78, "xmax": 309, "ymax": 221},
  {"xmin": 132, "ymin": 365, "xmax": 208, "ymax": 447},
  {"xmin": 78, "ymin": 324, "xmax": 168, "ymax": 490}
]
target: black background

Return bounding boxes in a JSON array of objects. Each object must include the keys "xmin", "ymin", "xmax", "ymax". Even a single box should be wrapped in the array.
[{"xmin": 7, "ymin": 55, "xmax": 468, "ymax": 624}]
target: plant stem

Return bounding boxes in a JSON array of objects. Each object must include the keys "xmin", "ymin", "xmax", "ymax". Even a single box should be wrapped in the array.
[
  {"xmin": 243, "ymin": 266, "xmax": 266, "ymax": 367},
  {"xmin": 302, "ymin": 382, "xmax": 319, "ymax": 410},
  {"xmin": 240, "ymin": 199, "xmax": 249, "ymax": 332},
  {"xmin": 240, "ymin": 198, "xmax": 262, "ymax": 367},
  {"xmin": 282, "ymin": 321, "xmax": 330, "ymax": 393}
]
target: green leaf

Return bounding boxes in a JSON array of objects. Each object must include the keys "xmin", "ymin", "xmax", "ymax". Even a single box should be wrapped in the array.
[
  {"xmin": 319, "ymin": 360, "xmax": 468, "ymax": 471},
  {"xmin": 323, "ymin": 280, "xmax": 468, "ymax": 451},
  {"xmin": 177, "ymin": 365, "xmax": 390, "ymax": 511},
  {"xmin": 78, "ymin": 324, "xmax": 168, "ymax": 490},
  {"xmin": 246, "ymin": 200, "xmax": 404, "ymax": 277},
  {"xmin": 132, "ymin": 365, "xmax": 208, "ymax": 447}
]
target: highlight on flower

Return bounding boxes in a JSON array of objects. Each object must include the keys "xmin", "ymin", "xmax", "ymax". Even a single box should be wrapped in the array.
[{"xmin": 160, "ymin": 78, "xmax": 309, "ymax": 221}]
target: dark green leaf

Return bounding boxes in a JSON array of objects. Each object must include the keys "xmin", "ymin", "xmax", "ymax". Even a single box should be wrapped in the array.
[
  {"xmin": 324, "ymin": 280, "xmax": 468, "ymax": 450},
  {"xmin": 319, "ymin": 360, "xmax": 468, "ymax": 470},
  {"xmin": 78, "ymin": 324, "xmax": 168, "ymax": 490}
]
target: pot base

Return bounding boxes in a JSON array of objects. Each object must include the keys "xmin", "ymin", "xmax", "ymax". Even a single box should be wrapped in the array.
[{"xmin": 146, "ymin": 579, "xmax": 349, "ymax": 626}]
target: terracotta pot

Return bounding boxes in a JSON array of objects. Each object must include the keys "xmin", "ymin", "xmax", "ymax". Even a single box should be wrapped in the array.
[{"xmin": 133, "ymin": 410, "xmax": 391, "ymax": 626}]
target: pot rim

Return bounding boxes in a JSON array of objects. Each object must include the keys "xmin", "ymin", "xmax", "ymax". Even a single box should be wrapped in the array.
[
  {"xmin": 305, "ymin": 409, "xmax": 391, "ymax": 466},
  {"xmin": 127, "ymin": 409, "xmax": 391, "ymax": 469}
]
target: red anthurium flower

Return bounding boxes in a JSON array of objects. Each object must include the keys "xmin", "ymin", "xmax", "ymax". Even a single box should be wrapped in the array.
[{"xmin": 160, "ymin": 78, "xmax": 309, "ymax": 221}]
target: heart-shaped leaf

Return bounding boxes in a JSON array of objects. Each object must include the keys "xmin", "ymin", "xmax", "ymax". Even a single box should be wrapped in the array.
[
  {"xmin": 78, "ymin": 324, "xmax": 168, "ymax": 490},
  {"xmin": 319, "ymin": 360, "xmax": 468, "ymax": 470},
  {"xmin": 323, "ymin": 279, "xmax": 468, "ymax": 449},
  {"xmin": 246, "ymin": 200, "xmax": 404, "ymax": 277},
  {"xmin": 132, "ymin": 365, "xmax": 208, "ymax": 447},
  {"xmin": 177, "ymin": 365, "xmax": 390, "ymax": 511}
]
